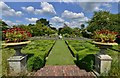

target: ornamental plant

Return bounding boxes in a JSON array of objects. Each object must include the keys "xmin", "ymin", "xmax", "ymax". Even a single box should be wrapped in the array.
[
  {"xmin": 2, "ymin": 27, "xmax": 32, "ymax": 43},
  {"xmin": 94, "ymin": 29, "xmax": 118, "ymax": 43}
]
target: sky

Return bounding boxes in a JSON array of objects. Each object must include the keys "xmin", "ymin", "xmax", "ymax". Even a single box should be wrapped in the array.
[{"xmin": 0, "ymin": 1, "xmax": 119, "ymax": 28}]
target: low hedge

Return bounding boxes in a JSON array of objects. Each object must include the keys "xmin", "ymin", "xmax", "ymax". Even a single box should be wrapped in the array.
[
  {"xmin": 65, "ymin": 41, "xmax": 77, "ymax": 57},
  {"xmin": 76, "ymin": 54, "xmax": 95, "ymax": 71},
  {"xmin": 66, "ymin": 40, "xmax": 96, "ymax": 71},
  {"xmin": 23, "ymin": 40, "xmax": 56, "ymax": 71},
  {"xmin": 27, "ymin": 55, "xmax": 44, "ymax": 71}
]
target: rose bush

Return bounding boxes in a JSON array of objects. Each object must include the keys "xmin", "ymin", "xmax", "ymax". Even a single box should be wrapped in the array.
[
  {"xmin": 94, "ymin": 29, "xmax": 118, "ymax": 43},
  {"xmin": 3, "ymin": 27, "xmax": 32, "ymax": 43}
]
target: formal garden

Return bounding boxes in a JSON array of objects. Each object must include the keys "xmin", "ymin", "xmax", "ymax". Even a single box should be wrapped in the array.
[{"xmin": 0, "ymin": 11, "xmax": 120, "ymax": 77}]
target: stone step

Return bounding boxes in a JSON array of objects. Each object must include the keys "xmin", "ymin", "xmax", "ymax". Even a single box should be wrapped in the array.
[{"xmin": 34, "ymin": 65, "xmax": 95, "ymax": 76}]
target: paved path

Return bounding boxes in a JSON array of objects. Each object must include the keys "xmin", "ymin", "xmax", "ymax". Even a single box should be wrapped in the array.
[
  {"xmin": 35, "ymin": 65, "xmax": 94, "ymax": 76},
  {"xmin": 46, "ymin": 40, "xmax": 75, "ymax": 65}
]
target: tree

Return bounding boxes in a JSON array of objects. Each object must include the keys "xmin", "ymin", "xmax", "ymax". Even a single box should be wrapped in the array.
[
  {"xmin": 81, "ymin": 24, "xmax": 85, "ymax": 30},
  {"xmin": 87, "ymin": 11, "xmax": 120, "ymax": 33},
  {"xmin": 58, "ymin": 28, "xmax": 63, "ymax": 35},
  {"xmin": 61, "ymin": 26, "xmax": 73, "ymax": 35},
  {"xmin": 36, "ymin": 18, "xmax": 50, "ymax": 27},
  {"xmin": 73, "ymin": 27, "xmax": 81, "ymax": 37},
  {"xmin": 28, "ymin": 24, "xmax": 35, "ymax": 26},
  {"xmin": 0, "ymin": 20, "xmax": 8, "ymax": 30},
  {"xmin": 50, "ymin": 27, "xmax": 57, "ymax": 31}
]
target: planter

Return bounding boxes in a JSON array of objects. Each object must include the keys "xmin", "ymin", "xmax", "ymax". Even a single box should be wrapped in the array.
[
  {"xmin": 2, "ymin": 41, "xmax": 31, "ymax": 75},
  {"xmin": 93, "ymin": 41, "xmax": 118, "ymax": 76},
  {"xmin": 2, "ymin": 41, "xmax": 31, "ymax": 56},
  {"xmin": 93, "ymin": 41, "xmax": 118, "ymax": 54}
]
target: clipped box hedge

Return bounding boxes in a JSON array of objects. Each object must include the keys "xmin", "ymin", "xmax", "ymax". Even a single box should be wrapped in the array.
[
  {"xmin": 22, "ymin": 40, "xmax": 56, "ymax": 71},
  {"xmin": 66, "ymin": 40, "xmax": 98, "ymax": 71}
]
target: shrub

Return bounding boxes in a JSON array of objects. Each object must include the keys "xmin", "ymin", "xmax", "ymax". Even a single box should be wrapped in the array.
[
  {"xmin": 69, "ymin": 45, "xmax": 77, "ymax": 57},
  {"xmin": 76, "ymin": 54, "xmax": 95, "ymax": 71},
  {"xmin": 63, "ymin": 33, "xmax": 70, "ymax": 38},
  {"xmin": 81, "ymin": 30, "xmax": 92, "ymax": 38},
  {"xmin": 27, "ymin": 56, "xmax": 44, "ymax": 71}
]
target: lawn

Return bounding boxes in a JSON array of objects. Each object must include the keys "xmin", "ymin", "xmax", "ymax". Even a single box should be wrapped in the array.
[
  {"xmin": 2, "ymin": 40, "xmax": 55, "ymax": 75},
  {"xmin": 46, "ymin": 40, "xmax": 75, "ymax": 65}
]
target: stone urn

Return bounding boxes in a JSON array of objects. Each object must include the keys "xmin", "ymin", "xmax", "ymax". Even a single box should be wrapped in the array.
[
  {"xmin": 93, "ymin": 41, "xmax": 118, "ymax": 75},
  {"xmin": 2, "ymin": 41, "xmax": 31, "ymax": 75},
  {"xmin": 2, "ymin": 41, "xmax": 31, "ymax": 56}
]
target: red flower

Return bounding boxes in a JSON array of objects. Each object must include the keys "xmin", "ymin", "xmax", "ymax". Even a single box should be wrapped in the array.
[
  {"xmin": 3, "ymin": 27, "xmax": 32, "ymax": 43},
  {"xmin": 94, "ymin": 29, "xmax": 118, "ymax": 43}
]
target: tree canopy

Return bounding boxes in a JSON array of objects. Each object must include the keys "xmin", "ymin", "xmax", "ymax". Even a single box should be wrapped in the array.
[
  {"xmin": 12, "ymin": 18, "xmax": 57, "ymax": 36},
  {"xmin": 87, "ymin": 11, "xmax": 120, "ymax": 33},
  {"xmin": 36, "ymin": 18, "xmax": 50, "ymax": 27},
  {"xmin": 0, "ymin": 20, "xmax": 9, "ymax": 30}
]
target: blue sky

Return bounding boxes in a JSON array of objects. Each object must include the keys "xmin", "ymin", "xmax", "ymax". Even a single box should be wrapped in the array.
[{"xmin": 1, "ymin": 1, "xmax": 118, "ymax": 28}]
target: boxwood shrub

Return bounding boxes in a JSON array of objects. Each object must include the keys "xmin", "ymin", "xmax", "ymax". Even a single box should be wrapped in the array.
[
  {"xmin": 66, "ymin": 40, "xmax": 97, "ymax": 71},
  {"xmin": 27, "ymin": 55, "xmax": 44, "ymax": 71},
  {"xmin": 22, "ymin": 40, "xmax": 55, "ymax": 71}
]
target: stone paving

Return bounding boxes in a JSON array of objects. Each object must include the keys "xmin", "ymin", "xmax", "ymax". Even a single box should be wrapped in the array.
[{"xmin": 35, "ymin": 65, "xmax": 95, "ymax": 77}]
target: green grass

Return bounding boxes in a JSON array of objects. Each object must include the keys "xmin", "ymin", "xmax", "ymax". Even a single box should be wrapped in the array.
[
  {"xmin": 106, "ymin": 48, "xmax": 120, "ymax": 76},
  {"xmin": 46, "ymin": 40, "xmax": 75, "ymax": 65},
  {"xmin": 2, "ymin": 48, "xmax": 15, "ymax": 76}
]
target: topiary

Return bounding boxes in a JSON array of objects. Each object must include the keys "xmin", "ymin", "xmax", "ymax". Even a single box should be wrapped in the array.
[{"xmin": 27, "ymin": 55, "xmax": 44, "ymax": 71}]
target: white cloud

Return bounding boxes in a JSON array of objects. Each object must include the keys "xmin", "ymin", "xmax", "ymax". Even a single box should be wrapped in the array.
[
  {"xmin": 50, "ymin": 16, "xmax": 90, "ymax": 29},
  {"xmin": 2, "ymin": 19, "xmax": 16, "ymax": 26},
  {"xmin": 102, "ymin": 3, "xmax": 111, "ymax": 7},
  {"xmin": 79, "ymin": 3, "xmax": 102, "ymax": 12},
  {"xmin": 50, "ymin": 23, "xmax": 64, "ymax": 29},
  {"xmin": 61, "ymin": 10, "xmax": 89, "ymax": 22},
  {"xmin": 50, "ymin": 10, "xmax": 90, "ymax": 28},
  {"xmin": 16, "ymin": 20, "xmax": 21, "ymax": 23},
  {"xmin": 40, "ymin": 2, "xmax": 56, "ymax": 14},
  {"xmin": 22, "ymin": 2, "xmax": 56, "ymax": 15},
  {"xmin": 0, "ymin": 1, "xmax": 23, "ymax": 17},
  {"xmin": 64, "ymin": 21, "xmax": 79, "ymax": 28},
  {"xmin": 50, "ymin": 16, "xmax": 64, "ymax": 29},
  {"xmin": 25, "ymin": 18, "xmax": 38, "ymax": 22},
  {"xmin": 34, "ymin": 9, "xmax": 43, "ymax": 14},
  {"xmin": 51, "ymin": 16, "xmax": 64, "ymax": 23},
  {"xmin": 59, "ymin": 0, "xmax": 119, "ymax": 2},
  {"xmin": 22, "ymin": 6, "xmax": 34, "ymax": 13},
  {"xmin": 16, "ymin": 11, "xmax": 23, "ymax": 16},
  {"xmin": 62, "ymin": 10, "xmax": 84, "ymax": 19}
]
